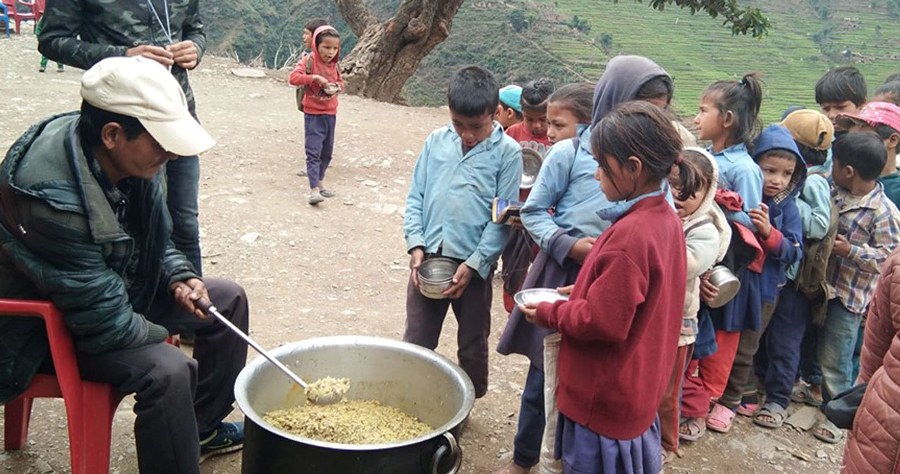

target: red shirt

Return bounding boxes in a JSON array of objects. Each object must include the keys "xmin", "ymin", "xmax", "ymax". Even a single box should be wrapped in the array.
[
  {"xmin": 534, "ymin": 195, "xmax": 687, "ymax": 439},
  {"xmin": 505, "ymin": 123, "xmax": 551, "ymax": 147}
]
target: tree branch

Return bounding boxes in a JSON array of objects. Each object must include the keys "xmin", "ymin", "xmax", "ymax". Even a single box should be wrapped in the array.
[
  {"xmin": 628, "ymin": 0, "xmax": 771, "ymax": 37},
  {"xmin": 334, "ymin": 0, "xmax": 377, "ymax": 38}
]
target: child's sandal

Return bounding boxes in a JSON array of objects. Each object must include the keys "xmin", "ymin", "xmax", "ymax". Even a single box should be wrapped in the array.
[
  {"xmin": 706, "ymin": 403, "xmax": 736, "ymax": 433},
  {"xmin": 678, "ymin": 417, "xmax": 706, "ymax": 442}
]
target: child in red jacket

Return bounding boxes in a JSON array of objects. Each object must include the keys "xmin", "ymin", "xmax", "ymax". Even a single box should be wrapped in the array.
[
  {"xmin": 520, "ymin": 101, "xmax": 686, "ymax": 473},
  {"xmin": 289, "ymin": 25, "xmax": 344, "ymax": 206}
]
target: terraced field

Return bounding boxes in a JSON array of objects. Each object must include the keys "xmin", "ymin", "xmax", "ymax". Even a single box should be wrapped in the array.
[{"xmin": 538, "ymin": 0, "xmax": 900, "ymax": 123}]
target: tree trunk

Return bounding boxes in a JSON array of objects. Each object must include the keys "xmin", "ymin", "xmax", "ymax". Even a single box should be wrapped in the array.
[{"xmin": 335, "ymin": 0, "xmax": 464, "ymax": 103}]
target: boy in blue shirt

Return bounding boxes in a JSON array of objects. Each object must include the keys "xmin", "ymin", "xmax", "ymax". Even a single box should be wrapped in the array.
[{"xmin": 403, "ymin": 66, "xmax": 522, "ymax": 398}]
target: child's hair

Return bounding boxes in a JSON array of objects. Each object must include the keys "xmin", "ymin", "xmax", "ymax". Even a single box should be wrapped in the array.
[
  {"xmin": 547, "ymin": 83, "xmax": 594, "ymax": 123},
  {"xmin": 635, "ymin": 75, "xmax": 674, "ymax": 106},
  {"xmin": 760, "ymin": 148, "xmax": 799, "ymax": 163},
  {"xmin": 702, "ymin": 72, "xmax": 763, "ymax": 149},
  {"xmin": 872, "ymin": 122, "xmax": 900, "ymax": 145},
  {"xmin": 815, "ymin": 66, "xmax": 867, "ymax": 106},
  {"xmin": 832, "ymin": 131, "xmax": 887, "ymax": 181},
  {"xmin": 591, "ymin": 101, "xmax": 683, "ymax": 186},
  {"xmin": 315, "ymin": 28, "xmax": 340, "ymax": 48},
  {"xmin": 672, "ymin": 149, "xmax": 714, "ymax": 201},
  {"xmin": 873, "ymin": 81, "xmax": 900, "ymax": 106},
  {"xmin": 884, "ymin": 73, "xmax": 900, "ymax": 84},
  {"xmin": 305, "ymin": 18, "xmax": 328, "ymax": 33},
  {"xmin": 448, "ymin": 66, "xmax": 499, "ymax": 117},
  {"xmin": 520, "ymin": 78, "xmax": 554, "ymax": 113},
  {"xmin": 796, "ymin": 143, "xmax": 829, "ymax": 167}
]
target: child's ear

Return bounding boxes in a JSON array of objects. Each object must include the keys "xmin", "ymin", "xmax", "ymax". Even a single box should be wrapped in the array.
[
  {"xmin": 722, "ymin": 110, "xmax": 735, "ymax": 129},
  {"xmin": 887, "ymin": 132, "xmax": 900, "ymax": 152},
  {"xmin": 627, "ymin": 155, "xmax": 643, "ymax": 175}
]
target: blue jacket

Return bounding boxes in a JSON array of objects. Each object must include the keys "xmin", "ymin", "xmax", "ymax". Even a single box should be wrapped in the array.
[
  {"xmin": 752, "ymin": 125, "xmax": 806, "ymax": 304},
  {"xmin": 521, "ymin": 125, "xmax": 611, "ymax": 263},
  {"xmin": 404, "ymin": 122, "xmax": 522, "ymax": 279},
  {"xmin": 713, "ymin": 142, "xmax": 763, "ymax": 231}
]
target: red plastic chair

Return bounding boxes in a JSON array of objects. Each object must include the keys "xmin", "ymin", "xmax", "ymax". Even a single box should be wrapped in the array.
[
  {"xmin": 2, "ymin": 299, "xmax": 125, "ymax": 474},
  {"xmin": 0, "ymin": 0, "xmax": 37, "ymax": 34}
]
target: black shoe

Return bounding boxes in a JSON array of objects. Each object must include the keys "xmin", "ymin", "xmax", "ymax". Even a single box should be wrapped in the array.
[{"xmin": 199, "ymin": 421, "xmax": 244, "ymax": 463}]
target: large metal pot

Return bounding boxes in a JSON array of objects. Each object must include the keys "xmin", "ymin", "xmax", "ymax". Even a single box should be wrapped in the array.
[{"xmin": 234, "ymin": 336, "xmax": 475, "ymax": 473}]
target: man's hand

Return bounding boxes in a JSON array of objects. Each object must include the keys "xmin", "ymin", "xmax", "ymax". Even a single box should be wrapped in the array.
[
  {"xmin": 167, "ymin": 41, "xmax": 199, "ymax": 69},
  {"xmin": 170, "ymin": 278, "xmax": 210, "ymax": 319},
  {"xmin": 749, "ymin": 203, "xmax": 771, "ymax": 239},
  {"xmin": 442, "ymin": 263, "xmax": 474, "ymax": 299},
  {"xmin": 833, "ymin": 235, "xmax": 851, "ymax": 258},
  {"xmin": 567, "ymin": 237, "xmax": 596, "ymax": 263},
  {"xmin": 409, "ymin": 248, "xmax": 425, "ymax": 289},
  {"xmin": 126, "ymin": 44, "xmax": 174, "ymax": 66}
]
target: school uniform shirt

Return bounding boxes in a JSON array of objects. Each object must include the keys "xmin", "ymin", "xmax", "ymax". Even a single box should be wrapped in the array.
[
  {"xmin": 712, "ymin": 143, "xmax": 763, "ymax": 232},
  {"xmin": 404, "ymin": 123, "xmax": 523, "ymax": 279},
  {"xmin": 827, "ymin": 183, "xmax": 900, "ymax": 315},
  {"xmin": 521, "ymin": 125, "xmax": 610, "ymax": 263},
  {"xmin": 533, "ymin": 194, "xmax": 687, "ymax": 439}
]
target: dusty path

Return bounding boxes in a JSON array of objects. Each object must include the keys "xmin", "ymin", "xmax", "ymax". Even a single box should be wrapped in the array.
[{"xmin": 0, "ymin": 32, "xmax": 844, "ymax": 473}]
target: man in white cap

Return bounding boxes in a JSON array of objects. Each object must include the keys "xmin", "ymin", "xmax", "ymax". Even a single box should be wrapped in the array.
[{"xmin": 0, "ymin": 56, "xmax": 248, "ymax": 472}]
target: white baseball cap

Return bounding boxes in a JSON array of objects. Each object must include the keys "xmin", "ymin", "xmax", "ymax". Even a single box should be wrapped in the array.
[{"xmin": 80, "ymin": 56, "xmax": 215, "ymax": 156}]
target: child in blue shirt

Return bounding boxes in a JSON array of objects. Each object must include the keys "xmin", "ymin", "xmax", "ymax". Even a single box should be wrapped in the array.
[{"xmin": 403, "ymin": 66, "xmax": 522, "ymax": 399}]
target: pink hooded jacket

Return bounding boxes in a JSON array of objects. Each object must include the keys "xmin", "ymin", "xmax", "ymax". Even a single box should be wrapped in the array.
[{"xmin": 289, "ymin": 25, "xmax": 344, "ymax": 115}]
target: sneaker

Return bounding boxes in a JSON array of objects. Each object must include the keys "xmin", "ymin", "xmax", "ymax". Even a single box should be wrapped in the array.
[
  {"xmin": 308, "ymin": 190, "xmax": 324, "ymax": 206},
  {"xmin": 39, "ymin": 65, "xmax": 46, "ymax": 73},
  {"xmin": 199, "ymin": 421, "xmax": 244, "ymax": 463},
  {"xmin": 296, "ymin": 169, "xmax": 308, "ymax": 177},
  {"xmin": 319, "ymin": 188, "xmax": 336, "ymax": 198}
]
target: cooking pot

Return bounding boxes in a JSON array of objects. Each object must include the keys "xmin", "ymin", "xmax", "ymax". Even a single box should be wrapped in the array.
[
  {"xmin": 235, "ymin": 336, "xmax": 475, "ymax": 473},
  {"xmin": 706, "ymin": 265, "xmax": 741, "ymax": 308}
]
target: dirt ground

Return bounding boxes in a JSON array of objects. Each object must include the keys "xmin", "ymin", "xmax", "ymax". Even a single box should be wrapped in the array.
[{"xmin": 0, "ymin": 32, "xmax": 846, "ymax": 473}]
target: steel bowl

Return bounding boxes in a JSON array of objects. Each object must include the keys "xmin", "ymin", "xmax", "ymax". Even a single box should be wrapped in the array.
[
  {"xmin": 417, "ymin": 258, "xmax": 457, "ymax": 299},
  {"xmin": 706, "ymin": 265, "xmax": 741, "ymax": 308},
  {"xmin": 520, "ymin": 148, "xmax": 543, "ymax": 189},
  {"xmin": 235, "ymin": 336, "xmax": 475, "ymax": 473}
]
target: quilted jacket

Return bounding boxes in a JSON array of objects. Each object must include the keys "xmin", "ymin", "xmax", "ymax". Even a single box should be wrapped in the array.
[{"xmin": 842, "ymin": 250, "xmax": 900, "ymax": 474}]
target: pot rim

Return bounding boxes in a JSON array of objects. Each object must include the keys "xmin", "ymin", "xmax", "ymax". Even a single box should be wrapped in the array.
[{"xmin": 234, "ymin": 335, "xmax": 475, "ymax": 451}]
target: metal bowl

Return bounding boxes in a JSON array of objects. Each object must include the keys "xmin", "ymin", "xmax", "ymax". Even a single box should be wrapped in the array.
[
  {"xmin": 417, "ymin": 258, "xmax": 457, "ymax": 299},
  {"xmin": 323, "ymin": 83, "xmax": 340, "ymax": 95},
  {"xmin": 235, "ymin": 336, "xmax": 474, "ymax": 473},
  {"xmin": 520, "ymin": 148, "xmax": 543, "ymax": 189},
  {"xmin": 706, "ymin": 265, "xmax": 741, "ymax": 308},
  {"xmin": 514, "ymin": 288, "xmax": 568, "ymax": 307}
]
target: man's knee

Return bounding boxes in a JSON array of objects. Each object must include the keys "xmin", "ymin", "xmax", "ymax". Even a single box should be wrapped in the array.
[{"xmin": 143, "ymin": 344, "xmax": 197, "ymax": 399}]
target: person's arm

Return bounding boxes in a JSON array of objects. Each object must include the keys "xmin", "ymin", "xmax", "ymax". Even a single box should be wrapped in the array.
[
  {"xmin": 843, "ymin": 209, "xmax": 900, "ymax": 274},
  {"xmin": 464, "ymin": 145, "xmax": 522, "ymax": 279},
  {"xmin": 521, "ymin": 144, "xmax": 574, "ymax": 261},
  {"xmin": 797, "ymin": 175, "xmax": 832, "ymax": 240},
  {"xmin": 725, "ymin": 161, "xmax": 763, "ymax": 231},
  {"xmin": 180, "ymin": 0, "xmax": 206, "ymax": 65},
  {"xmin": 685, "ymin": 224, "xmax": 719, "ymax": 280},
  {"xmin": 533, "ymin": 248, "xmax": 647, "ymax": 342},
  {"xmin": 774, "ymin": 201, "xmax": 804, "ymax": 265},
  {"xmin": 2, "ymin": 203, "xmax": 169, "ymax": 354},
  {"xmin": 403, "ymin": 138, "xmax": 432, "ymax": 253},
  {"xmin": 38, "ymin": 0, "xmax": 130, "ymax": 69}
]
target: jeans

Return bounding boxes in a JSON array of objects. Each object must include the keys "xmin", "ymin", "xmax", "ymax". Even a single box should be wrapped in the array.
[
  {"xmin": 817, "ymin": 298, "xmax": 862, "ymax": 400},
  {"xmin": 165, "ymin": 155, "xmax": 202, "ymax": 276},
  {"xmin": 514, "ymin": 363, "xmax": 545, "ymax": 468}
]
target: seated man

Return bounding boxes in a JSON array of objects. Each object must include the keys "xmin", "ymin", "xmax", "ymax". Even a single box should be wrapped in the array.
[{"xmin": 0, "ymin": 56, "xmax": 249, "ymax": 473}]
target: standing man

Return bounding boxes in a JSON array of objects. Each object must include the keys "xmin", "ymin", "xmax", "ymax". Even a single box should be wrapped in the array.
[
  {"xmin": 0, "ymin": 57, "xmax": 248, "ymax": 472},
  {"xmin": 39, "ymin": 0, "xmax": 207, "ymax": 278}
]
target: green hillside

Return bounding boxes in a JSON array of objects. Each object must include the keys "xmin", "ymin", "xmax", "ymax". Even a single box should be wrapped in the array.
[{"xmin": 203, "ymin": 0, "xmax": 899, "ymax": 123}]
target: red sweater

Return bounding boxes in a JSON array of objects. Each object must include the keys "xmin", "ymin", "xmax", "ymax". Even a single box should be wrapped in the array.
[
  {"xmin": 505, "ymin": 122, "xmax": 550, "ymax": 147},
  {"xmin": 288, "ymin": 27, "xmax": 344, "ymax": 115},
  {"xmin": 534, "ymin": 194, "xmax": 687, "ymax": 439}
]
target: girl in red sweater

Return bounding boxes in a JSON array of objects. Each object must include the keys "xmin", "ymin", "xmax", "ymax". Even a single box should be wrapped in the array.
[{"xmin": 521, "ymin": 101, "xmax": 687, "ymax": 474}]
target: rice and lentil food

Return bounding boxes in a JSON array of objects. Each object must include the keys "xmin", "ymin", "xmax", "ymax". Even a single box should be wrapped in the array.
[
  {"xmin": 264, "ymin": 399, "xmax": 432, "ymax": 444},
  {"xmin": 304, "ymin": 376, "xmax": 350, "ymax": 403}
]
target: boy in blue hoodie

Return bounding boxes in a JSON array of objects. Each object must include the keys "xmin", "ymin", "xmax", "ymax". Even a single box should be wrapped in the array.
[
  {"xmin": 403, "ymin": 66, "xmax": 522, "ymax": 398},
  {"xmin": 715, "ymin": 125, "xmax": 805, "ymax": 431}
]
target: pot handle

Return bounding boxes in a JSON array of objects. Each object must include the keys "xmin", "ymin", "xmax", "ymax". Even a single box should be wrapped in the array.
[{"xmin": 430, "ymin": 431, "xmax": 461, "ymax": 474}]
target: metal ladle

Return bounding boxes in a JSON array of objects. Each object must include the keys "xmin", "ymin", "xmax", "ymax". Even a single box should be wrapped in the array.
[{"xmin": 197, "ymin": 298, "xmax": 347, "ymax": 405}]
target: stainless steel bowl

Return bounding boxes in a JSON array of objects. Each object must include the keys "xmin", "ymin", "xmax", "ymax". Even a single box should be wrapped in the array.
[
  {"xmin": 235, "ymin": 336, "xmax": 475, "ymax": 473},
  {"xmin": 706, "ymin": 265, "xmax": 741, "ymax": 308},
  {"xmin": 417, "ymin": 258, "xmax": 457, "ymax": 299},
  {"xmin": 520, "ymin": 148, "xmax": 543, "ymax": 189}
]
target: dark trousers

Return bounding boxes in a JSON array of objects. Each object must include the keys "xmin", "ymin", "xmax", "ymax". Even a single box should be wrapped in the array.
[
  {"xmin": 514, "ymin": 363, "xmax": 545, "ymax": 468},
  {"xmin": 303, "ymin": 113, "xmax": 336, "ymax": 189},
  {"xmin": 165, "ymin": 155, "xmax": 202, "ymax": 276},
  {"xmin": 403, "ymin": 272, "xmax": 492, "ymax": 398},
  {"xmin": 76, "ymin": 278, "xmax": 249, "ymax": 474},
  {"xmin": 720, "ymin": 301, "xmax": 776, "ymax": 408},
  {"xmin": 799, "ymin": 320, "xmax": 823, "ymax": 387},
  {"xmin": 755, "ymin": 284, "xmax": 809, "ymax": 408}
]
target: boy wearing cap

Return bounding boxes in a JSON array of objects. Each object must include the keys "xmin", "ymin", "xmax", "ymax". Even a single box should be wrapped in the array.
[
  {"xmin": 837, "ymin": 102, "xmax": 900, "ymax": 208},
  {"xmin": 497, "ymin": 84, "xmax": 524, "ymax": 130},
  {"xmin": 39, "ymin": 0, "xmax": 208, "ymax": 278},
  {"xmin": 0, "ymin": 57, "xmax": 249, "ymax": 472}
]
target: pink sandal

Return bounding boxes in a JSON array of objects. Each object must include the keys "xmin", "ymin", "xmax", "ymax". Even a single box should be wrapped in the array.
[
  {"xmin": 706, "ymin": 403, "xmax": 736, "ymax": 433},
  {"xmin": 736, "ymin": 402, "xmax": 759, "ymax": 417}
]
